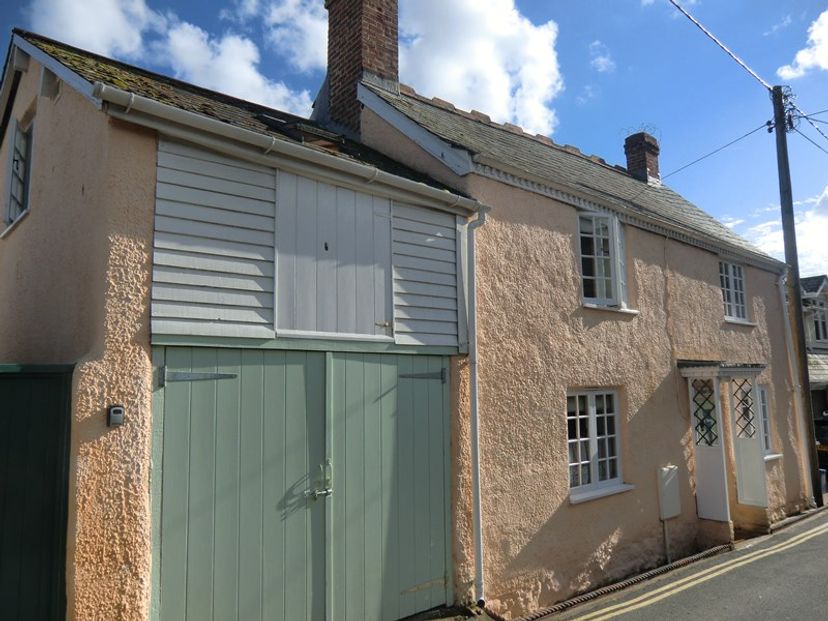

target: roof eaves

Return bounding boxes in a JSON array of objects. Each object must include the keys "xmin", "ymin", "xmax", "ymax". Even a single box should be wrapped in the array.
[{"xmin": 472, "ymin": 155, "xmax": 783, "ymax": 271}]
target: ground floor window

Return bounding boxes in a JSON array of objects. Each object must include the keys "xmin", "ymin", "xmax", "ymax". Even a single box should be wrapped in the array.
[{"xmin": 567, "ymin": 389, "xmax": 621, "ymax": 491}]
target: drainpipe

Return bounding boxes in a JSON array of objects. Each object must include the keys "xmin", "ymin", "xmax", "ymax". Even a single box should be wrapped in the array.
[
  {"xmin": 777, "ymin": 273, "xmax": 816, "ymax": 506},
  {"xmin": 467, "ymin": 206, "xmax": 490, "ymax": 607}
]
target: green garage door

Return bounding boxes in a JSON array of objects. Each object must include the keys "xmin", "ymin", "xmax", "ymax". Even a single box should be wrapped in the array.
[{"xmin": 154, "ymin": 348, "xmax": 450, "ymax": 621}]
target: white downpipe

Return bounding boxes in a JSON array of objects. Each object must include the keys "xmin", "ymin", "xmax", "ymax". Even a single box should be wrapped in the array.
[
  {"xmin": 777, "ymin": 273, "xmax": 815, "ymax": 504},
  {"xmin": 91, "ymin": 82, "xmax": 481, "ymax": 215},
  {"xmin": 467, "ymin": 206, "xmax": 489, "ymax": 606}
]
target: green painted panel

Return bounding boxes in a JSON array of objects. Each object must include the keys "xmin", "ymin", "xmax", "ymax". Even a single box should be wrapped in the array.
[
  {"xmin": 0, "ymin": 371, "xmax": 71, "ymax": 621},
  {"xmin": 237, "ymin": 348, "xmax": 264, "ymax": 621},
  {"xmin": 157, "ymin": 348, "xmax": 326, "ymax": 621},
  {"xmin": 156, "ymin": 348, "xmax": 448, "ymax": 621},
  {"xmin": 331, "ymin": 353, "xmax": 450, "ymax": 621}
]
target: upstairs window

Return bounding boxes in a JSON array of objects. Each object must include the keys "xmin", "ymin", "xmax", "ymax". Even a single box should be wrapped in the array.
[
  {"xmin": 719, "ymin": 261, "xmax": 747, "ymax": 320},
  {"xmin": 6, "ymin": 118, "xmax": 33, "ymax": 226},
  {"xmin": 579, "ymin": 214, "xmax": 627, "ymax": 307},
  {"xmin": 815, "ymin": 301, "xmax": 828, "ymax": 344}
]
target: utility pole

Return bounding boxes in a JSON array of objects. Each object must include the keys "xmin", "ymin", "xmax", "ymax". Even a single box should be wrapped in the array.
[{"xmin": 771, "ymin": 85, "xmax": 823, "ymax": 508}]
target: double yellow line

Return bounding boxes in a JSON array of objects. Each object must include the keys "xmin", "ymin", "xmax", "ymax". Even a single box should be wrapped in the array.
[{"xmin": 574, "ymin": 518, "xmax": 828, "ymax": 621}]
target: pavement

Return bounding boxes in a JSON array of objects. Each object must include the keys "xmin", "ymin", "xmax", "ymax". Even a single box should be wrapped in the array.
[{"xmin": 550, "ymin": 509, "xmax": 828, "ymax": 621}]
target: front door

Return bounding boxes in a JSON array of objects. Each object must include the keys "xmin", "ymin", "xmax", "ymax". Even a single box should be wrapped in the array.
[
  {"xmin": 730, "ymin": 378, "xmax": 768, "ymax": 507},
  {"xmin": 154, "ymin": 348, "xmax": 450, "ymax": 621},
  {"xmin": 688, "ymin": 378, "xmax": 730, "ymax": 521}
]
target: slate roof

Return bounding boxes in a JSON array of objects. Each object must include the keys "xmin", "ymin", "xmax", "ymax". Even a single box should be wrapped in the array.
[
  {"xmin": 366, "ymin": 84, "xmax": 780, "ymax": 265},
  {"xmin": 11, "ymin": 29, "xmax": 459, "ymax": 195},
  {"xmin": 802, "ymin": 275, "xmax": 827, "ymax": 294}
]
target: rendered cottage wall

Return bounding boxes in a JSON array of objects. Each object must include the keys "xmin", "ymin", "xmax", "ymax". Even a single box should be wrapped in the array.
[
  {"xmin": 360, "ymin": 110, "xmax": 810, "ymax": 618},
  {"xmin": 0, "ymin": 59, "xmax": 156, "ymax": 620}
]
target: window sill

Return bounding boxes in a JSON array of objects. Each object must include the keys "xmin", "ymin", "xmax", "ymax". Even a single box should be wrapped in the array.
[
  {"xmin": 275, "ymin": 328, "xmax": 394, "ymax": 343},
  {"xmin": 764, "ymin": 453, "xmax": 783, "ymax": 462},
  {"xmin": 0, "ymin": 210, "xmax": 29, "ymax": 239},
  {"xmin": 582, "ymin": 303, "xmax": 640, "ymax": 316},
  {"xmin": 569, "ymin": 483, "xmax": 635, "ymax": 505},
  {"xmin": 724, "ymin": 317, "xmax": 757, "ymax": 327}
]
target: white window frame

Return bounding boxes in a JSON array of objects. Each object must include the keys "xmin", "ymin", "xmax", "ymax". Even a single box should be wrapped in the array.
[
  {"xmin": 757, "ymin": 385, "xmax": 773, "ymax": 454},
  {"xmin": 814, "ymin": 300, "xmax": 828, "ymax": 344},
  {"xmin": 5, "ymin": 117, "xmax": 34, "ymax": 228},
  {"xmin": 567, "ymin": 389, "xmax": 630, "ymax": 502},
  {"xmin": 578, "ymin": 213, "xmax": 627, "ymax": 308},
  {"xmin": 719, "ymin": 261, "xmax": 747, "ymax": 321}
]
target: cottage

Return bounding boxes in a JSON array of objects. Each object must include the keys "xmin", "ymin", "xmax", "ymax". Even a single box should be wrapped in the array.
[
  {"xmin": 312, "ymin": 0, "xmax": 816, "ymax": 617},
  {"xmin": 0, "ymin": 3, "xmax": 817, "ymax": 621}
]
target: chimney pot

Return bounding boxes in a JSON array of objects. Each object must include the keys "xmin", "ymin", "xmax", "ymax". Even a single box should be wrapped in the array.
[{"xmin": 624, "ymin": 132, "xmax": 661, "ymax": 183}]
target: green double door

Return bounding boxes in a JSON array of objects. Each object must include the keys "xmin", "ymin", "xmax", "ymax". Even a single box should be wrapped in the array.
[{"xmin": 154, "ymin": 348, "xmax": 451, "ymax": 621}]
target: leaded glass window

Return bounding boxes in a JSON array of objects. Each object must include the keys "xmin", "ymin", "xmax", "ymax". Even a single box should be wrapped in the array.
[
  {"xmin": 567, "ymin": 390, "xmax": 621, "ymax": 490},
  {"xmin": 691, "ymin": 379, "xmax": 719, "ymax": 447},
  {"xmin": 732, "ymin": 378, "xmax": 757, "ymax": 439},
  {"xmin": 719, "ymin": 261, "xmax": 747, "ymax": 320}
]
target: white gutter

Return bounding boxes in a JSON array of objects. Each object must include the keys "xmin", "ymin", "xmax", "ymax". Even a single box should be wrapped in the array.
[
  {"xmin": 467, "ymin": 206, "xmax": 490, "ymax": 606},
  {"xmin": 91, "ymin": 82, "xmax": 481, "ymax": 216},
  {"xmin": 777, "ymin": 273, "xmax": 815, "ymax": 505}
]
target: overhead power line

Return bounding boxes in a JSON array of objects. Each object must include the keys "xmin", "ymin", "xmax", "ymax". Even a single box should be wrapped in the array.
[
  {"xmin": 794, "ymin": 128, "xmax": 828, "ymax": 156},
  {"xmin": 791, "ymin": 101, "xmax": 828, "ymax": 145},
  {"xmin": 662, "ymin": 123, "xmax": 768, "ymax": 180},
  {"xmin": 668, "ymin": 0, "xmax": 771, "ymax": 91}
]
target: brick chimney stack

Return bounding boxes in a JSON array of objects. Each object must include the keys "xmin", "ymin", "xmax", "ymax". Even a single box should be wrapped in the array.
[
  {"xmin": 324, "ymin": 0, "xmax": 399, "ymax": 134},
  {"xmin": 624, "ymin": 132, "xmax": 661, "ymax": 183}
]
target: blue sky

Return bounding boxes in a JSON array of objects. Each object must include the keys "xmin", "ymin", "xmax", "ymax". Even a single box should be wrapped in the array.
[{"xmin": 2, "ymin": 0, "xmax": 827, "ymax": 272}]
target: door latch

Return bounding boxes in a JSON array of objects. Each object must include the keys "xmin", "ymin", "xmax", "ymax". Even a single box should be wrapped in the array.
[{"xmin": 305, "ymin": 459, "xmax": 333, "ymax": 501}]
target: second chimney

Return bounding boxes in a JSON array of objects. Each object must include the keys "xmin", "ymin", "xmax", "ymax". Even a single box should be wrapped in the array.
[
  {"xmin": 624, "ymin": 132, "xmax": 660, "ymax": 183},
  {"xmin": 325, "ymin": 0, "xmax": 399, "ymax": 135}
]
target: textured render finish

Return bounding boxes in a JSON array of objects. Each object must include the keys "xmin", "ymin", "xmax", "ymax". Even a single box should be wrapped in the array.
[
  {"xmin": 360, "ymin": 111, "xmax": 810, "ymax": 619},
  {"xmin": 0, "ymin": 59, "xmax": 156, "ymax": 620}
]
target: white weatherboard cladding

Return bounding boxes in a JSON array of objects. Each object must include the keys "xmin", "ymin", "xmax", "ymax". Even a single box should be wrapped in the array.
[
  {"xmin": 152, "ymin": 140, "xmax": 277, "ymax": 338},
  {"xmin": 392, "ymin": 203, "xmax": 459, "ymax": 347},
  {"xmin": 151, "ymin": 140, "xmax": 464, "ymax": 347},
  {"xmin": 275, "ymin": 171, "xmax": 393, "ymax": 338}
]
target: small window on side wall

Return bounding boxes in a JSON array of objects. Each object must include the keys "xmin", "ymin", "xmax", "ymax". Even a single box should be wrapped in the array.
[
  {"xmin": 578, "ymin": 213, "xmax": 627, "ymax": 308},
  {"xmin": 719, "ymin": 261, "xmax": 747, "ymax": 320},
  {"xmin": 6, "ymin": 118, "xmax": 33, "ymax": 227}
]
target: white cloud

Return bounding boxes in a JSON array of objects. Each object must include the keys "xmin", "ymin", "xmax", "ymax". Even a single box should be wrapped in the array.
[
  {"xmin": 264, "ymin": 0, "xmax": 328, "ymax": 73},
  {"xmin": 740, "ymin": 186, "xmax": 828, "ymax": 275},
  {"xmin": 763, "ymin": 15, "xmax": 792, "ymax": 37},
  {"xmin": 160, "ymin": 22, "xmax": 313, "ymax": 115},
  {"xmin": 399, "ymin": 0, "xmax": 563, "ymax": 136},
  {"xmin": 26, "ymin": 0, "xmax": 166, "ymax": 58},
  {"xmin": 589, "ymin": 40, "xmax": 616, "ymax": 73},
  {"xmin": 24, "ymin": 0, "xmax": 313, "ymax": 116},
  {"xmin": 721, "ymin": 216, "xmax": 745, "ymax": 229},
  {"xmin": 778, "ymin": 10, "xmax": 828, "ymax": 79},
  {"xmin": 220, "ymin": 0, "xmax": 261, "ymax": 22}
]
